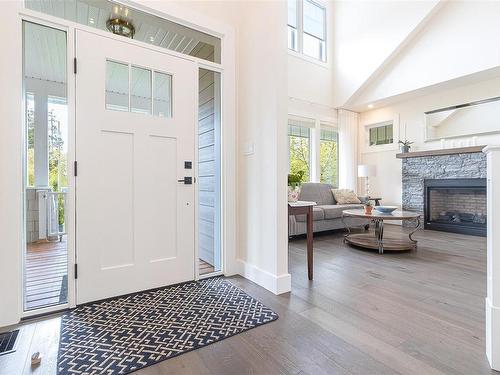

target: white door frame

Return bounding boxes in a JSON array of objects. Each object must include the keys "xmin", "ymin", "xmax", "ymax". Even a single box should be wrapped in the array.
[
  {"xmin": 20, "ymin": 15, "xmax": 77, "ymax": 318},
  {"xmin": 19, "ymin": 3, "xmax": 236, "ymax": 317}
]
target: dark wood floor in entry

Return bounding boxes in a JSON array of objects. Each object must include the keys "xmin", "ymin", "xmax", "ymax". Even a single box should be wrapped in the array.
[{"xmin": 1, "ymin": 227, "xmax": 494, "ymax": 374}]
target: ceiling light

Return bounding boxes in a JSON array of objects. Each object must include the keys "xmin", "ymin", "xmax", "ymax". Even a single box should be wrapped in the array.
[
  {"xmin": 368, "ymin": 104, "xmax": 374, "ymax": 109},
  {"xmin": 106, "ymin": 18, "xmax": 135, "ymax": 39}
]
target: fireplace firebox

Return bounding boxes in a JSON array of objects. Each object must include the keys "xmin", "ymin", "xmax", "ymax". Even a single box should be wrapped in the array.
[{"xmin": 424, "ymin": 178, "xmax": 486, "ymax": 237}]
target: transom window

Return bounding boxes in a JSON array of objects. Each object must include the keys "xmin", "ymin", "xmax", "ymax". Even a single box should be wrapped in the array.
[
  {"xmin": 369, "ymin": 122, "xmax": 393, "ymax": 146},
  {"xmin": 288, "ymin": 0, "xmax": 326, "ymax": 62},
  {"xmin": 105, "ymin": 60, "xmax": 172, "ymax": 117}
]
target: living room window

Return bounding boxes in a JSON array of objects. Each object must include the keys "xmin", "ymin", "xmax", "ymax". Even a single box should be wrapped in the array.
[
  {"xmin": 288, "ymin": 0, "xmax": 327, "ymax": 62},
  {"xmin": 288, "ymin": 119, "xmax": 313, "ymax": 182},
  {"xmin": 319, "ymin": 125, "xmax": 338, "ymax": 186},
  {"xmin": 369, "ymin": 122, "xmax": 393, "ymax": 146},
  {"xmin": 288, "ymin": 117, "xmax": 339, "ymax": 186}
]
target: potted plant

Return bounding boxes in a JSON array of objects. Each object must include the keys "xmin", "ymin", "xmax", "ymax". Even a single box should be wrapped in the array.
[
  {"xmin": 364, "ymin": 199, "xmax": 374, "ymax": 215},
  {"xmin": 288, "ymin": 171, "xmax": 304, "ymax": 202},
  {"xmin": 398, "ymin": 139, "xmax": 413, "ymax": 153}
]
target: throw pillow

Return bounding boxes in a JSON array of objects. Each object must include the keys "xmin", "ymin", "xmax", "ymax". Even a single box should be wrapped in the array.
[{"xmin": 331, "ymin": 189, "xmax": 361, "ymax": 204}]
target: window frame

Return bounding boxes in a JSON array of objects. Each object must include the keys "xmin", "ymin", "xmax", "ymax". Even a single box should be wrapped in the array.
[
  {"xmin": 363, "ymin": 117, "xmax": 400, "ymax": 153},
  {"xmin": 287, "ymin": 116, "xmax": 339, "ymax": 185},
  {"xmin": 288, "ymin": 119, "xmax": 314, "ymax": 183},
  {"xmin": 288, "ymin": 0, "xmax": 327, "ymax": 64},
  {"xmin": 319, "ymin": 123, "xmax": 339, "ymax": 187}
]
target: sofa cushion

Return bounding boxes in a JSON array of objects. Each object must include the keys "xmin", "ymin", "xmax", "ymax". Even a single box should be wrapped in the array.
[
  {"xmin": 319, "ymin": 204, "xmax": 365, "ymax": 220},
  {"xmin": 299, "ymin": 183, "xmax": 336, "ymax": 205},
  {"xmin": 296, "ymin": 207, "xmax": 325, "ymax": 222},
  {"xmin": 331, "ymin": 189, "xmax": 361, "ymax": 204}
]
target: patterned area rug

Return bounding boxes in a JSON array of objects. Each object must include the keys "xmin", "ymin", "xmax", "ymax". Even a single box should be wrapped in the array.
[{"xmin": 57, "ymin": 278, "xmax": 278, "ymax": 375}]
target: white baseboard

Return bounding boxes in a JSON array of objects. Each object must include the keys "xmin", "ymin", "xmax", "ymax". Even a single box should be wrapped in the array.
[
  {"xmin": 486, "ymin": 297, "xmax": 500, "ymax": 370},
  {"xmin": 237, "ymin": 259, "xmax": 291, "ymax": 295}
]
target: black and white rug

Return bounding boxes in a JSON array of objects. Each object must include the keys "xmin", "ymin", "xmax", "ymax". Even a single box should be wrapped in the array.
[{"xmin": 58, "ymin": 278, "xmax": 278, "ymax": 375}]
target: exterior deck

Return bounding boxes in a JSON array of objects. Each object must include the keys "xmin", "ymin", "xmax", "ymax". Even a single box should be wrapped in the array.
[{"xmin": 25, "ymin": 239, "xmax": 67, "ymax": 311}]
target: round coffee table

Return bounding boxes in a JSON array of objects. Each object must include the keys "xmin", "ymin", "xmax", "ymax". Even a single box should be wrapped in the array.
[{"xmin": 341, "ymin": 209, "xmax": 421, "ymax": 254}]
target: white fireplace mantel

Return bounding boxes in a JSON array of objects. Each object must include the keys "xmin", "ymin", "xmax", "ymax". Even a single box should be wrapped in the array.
[{"xmin": 483, "ymin": 145, "xmax": 500, "ymax": 370}]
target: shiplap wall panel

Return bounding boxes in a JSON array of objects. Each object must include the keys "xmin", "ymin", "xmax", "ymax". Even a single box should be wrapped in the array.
[{"xmin": 198, "ymin": 69, "xmax": 217, "ymax": 266}]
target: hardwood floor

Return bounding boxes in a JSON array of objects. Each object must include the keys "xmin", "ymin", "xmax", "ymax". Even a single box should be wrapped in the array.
[
  {"xmin": 25, "ymin": 240, "xmax": 68, "ymax": 310},
  {"xmin": 1, "ymin": 226, "xmax": 495, "ymax": 374},
  {"xmin": 199, "ymin": 259, "xmax": 215, "ymax": 275}
]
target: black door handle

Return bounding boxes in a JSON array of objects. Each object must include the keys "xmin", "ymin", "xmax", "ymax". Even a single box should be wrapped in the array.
[{"xmin": 178, "ymin": 177, "xmax": 193, "ymax": 184}]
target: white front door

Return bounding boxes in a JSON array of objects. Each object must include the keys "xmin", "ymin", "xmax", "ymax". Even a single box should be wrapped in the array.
[{"xmin": 75, "ymin": 30, "xmax": 196, "ymax": 304}]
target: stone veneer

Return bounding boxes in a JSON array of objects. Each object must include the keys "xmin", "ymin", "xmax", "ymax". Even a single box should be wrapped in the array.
[{"xmin": 402, "ymin": 152, "xmax": 487, "ymax": 217}]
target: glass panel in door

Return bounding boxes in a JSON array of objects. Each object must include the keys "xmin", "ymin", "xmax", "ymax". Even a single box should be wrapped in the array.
[
  {"xmin": 23, "ymin": 21, "xmax": 69, "ymax": 311},
  {"xmin": 198, "ymin": 68, "xmax": 221, "ymax": 275}
]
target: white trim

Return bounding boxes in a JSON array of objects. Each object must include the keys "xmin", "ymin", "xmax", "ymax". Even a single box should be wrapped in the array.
[
  {"xmin": 486, "ymin": 295, "xmax": 500, "ymax": 370},
  {"xmin": 237, "ymin": 260, "xmax": 291, "ymax": 295},
  {"xmin": 20, "ymin": 16, "xmax": 77, "ymax": 316}
]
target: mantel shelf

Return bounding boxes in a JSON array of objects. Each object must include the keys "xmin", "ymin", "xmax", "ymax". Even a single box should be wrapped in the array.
[{"xmin": 396, "ymin": 146, "xmax": 486, "ymax": 159}]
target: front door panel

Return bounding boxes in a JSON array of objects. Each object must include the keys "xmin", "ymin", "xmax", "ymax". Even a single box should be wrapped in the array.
[{"xmin": 75, "ymin": 30, "xmax": 196, "ymax": 304}]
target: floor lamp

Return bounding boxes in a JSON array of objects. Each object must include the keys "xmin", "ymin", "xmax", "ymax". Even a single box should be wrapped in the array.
[{"xmin": 358, "ymin": 165, "xmax": 376, "ymax": 198}]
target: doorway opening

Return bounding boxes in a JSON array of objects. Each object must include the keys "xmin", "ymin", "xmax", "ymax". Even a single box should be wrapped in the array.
[
  {"xmin": 23, "ymin": 21, "xmax": 69, "ymax": 311},
  {"xmin": 197, "ymin": 68, "xmax": 222, "ymax": 276}
]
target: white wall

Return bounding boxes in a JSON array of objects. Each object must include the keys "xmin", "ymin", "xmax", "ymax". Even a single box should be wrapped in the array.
[
  {"xmin": 0, "ymin": 0, "xmax": 23, "ymax": 327},
  {"xmin": 359, "ymin": 75, "xmax": 500, "ymax": 207},
  {"xmin": 331, "ymin": 0, "xmax": 440, "ymax": 107},
  {"xmin": 353, "ymin": 0, "xmax": 500, "ymax": 108}
]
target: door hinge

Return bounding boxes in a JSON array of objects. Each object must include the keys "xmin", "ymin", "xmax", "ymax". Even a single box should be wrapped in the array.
[
  {"xmin": 73, "ymin": 57, "xmax": 77, "ymax": 74},
  {"xmin": 74, "ymin": 264, "xmax": 78, "ymax": 279},
  {"xmin": 74, "ymin": 161, "xmax": 78, "ymax": 176}
]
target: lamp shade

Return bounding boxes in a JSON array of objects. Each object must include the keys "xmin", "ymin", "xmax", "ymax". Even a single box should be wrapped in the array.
[{"xmin": 358, "ymin": 164, "xmax": 376, "ymax": 177}]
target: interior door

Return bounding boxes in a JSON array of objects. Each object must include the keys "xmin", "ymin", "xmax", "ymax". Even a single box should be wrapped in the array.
[{"xmin": 75, "ymin": 30, "xmax": 196, "ymax": 304}]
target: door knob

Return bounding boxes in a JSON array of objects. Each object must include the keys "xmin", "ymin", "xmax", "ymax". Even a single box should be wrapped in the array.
[{"xmin": 178, "ymin": 177, "xmax": 193, "ymax": 184}]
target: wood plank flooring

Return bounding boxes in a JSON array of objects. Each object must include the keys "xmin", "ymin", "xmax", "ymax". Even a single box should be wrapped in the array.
[
  {"xmin": 199, "ymin": 259, "xmax": 215, "ymax": 275},
  {"xmin": 1, "ymin": 227, "xmax": 495, "ymax": 374},
  {"xmin": 25, "ymin": 240, "xmax": 68, "ymax": 310}
]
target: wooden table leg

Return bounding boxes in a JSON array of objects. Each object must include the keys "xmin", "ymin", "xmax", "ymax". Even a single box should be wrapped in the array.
[{"xmin": 307, "ymin": 206, "xmax": 313, "ymax": 280}]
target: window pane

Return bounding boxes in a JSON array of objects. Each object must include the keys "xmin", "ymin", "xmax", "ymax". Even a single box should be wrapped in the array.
[
  {"xmin": 320, "ymin": 127, "xmax": 338, "ymax": 186},
  {"xmin": 288, "ymin": 0, "xmax": 297, "ymax": 27},
  {"xmin": 369, "ymin": 123, "xmax": 393, "ymax": 146},
  {"xmin": 153, "ymin": 72, "xmax": 172, "ymax": 118},
  {"xmin": 303, "ymin": 0, "xmax": 325, "ymax": 40},
  {"xmin": 288, "ymin": 124, "xmax": 310, "ymax": 182},
  {"xmin": 106, "ymin": 60, "xmax": 129, "ymax": 111},
  {"xmin": 131, "ymin": 66, "xmax": 152, "ymax": 114},
  {"xmin": 288, "ymin": 26, "xmax": 298, "ymax": 51},
  {"xmin": 303, "ymin": 33, "xmax": 326, "ymax": 61}
]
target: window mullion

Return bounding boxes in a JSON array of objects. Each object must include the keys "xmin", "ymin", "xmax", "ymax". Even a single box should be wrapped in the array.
[{"xmin": 298, "ymin": 0, "xmax": 303, "ymax": 54}]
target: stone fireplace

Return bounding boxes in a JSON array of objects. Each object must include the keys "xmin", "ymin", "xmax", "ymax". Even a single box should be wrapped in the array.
[
  {"xmin": 399, "ymin": 146, "xmax": 487, "ymax": 236},
  {"xmin": 424, "ymin": 178, "xmax": 486, "ymax": 236}
]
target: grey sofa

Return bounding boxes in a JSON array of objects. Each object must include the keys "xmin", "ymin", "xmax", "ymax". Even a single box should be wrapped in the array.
[{"xmin": 288, "ymin": 183, "xmax": 369, "ymax": 236}]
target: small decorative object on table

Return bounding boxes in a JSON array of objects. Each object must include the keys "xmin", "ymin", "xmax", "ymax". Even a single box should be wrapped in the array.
[
  {"xmin": 288, "ymin": 171, "xmax": 304, "ymax": 202},
  {"xmin": 364, "ymin": 200, "xmax": 374, "ymax": 215},
  {"xmin": 398, "ymin": 139, "xmax": 413, "ymax": 153},
  {"xmin": 31, "ymin": 352, "xmax": 42, "ymax": 366},
  {"xmin": 374, "ymin": 205, "xmax": 398, "ymax": 214}
]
